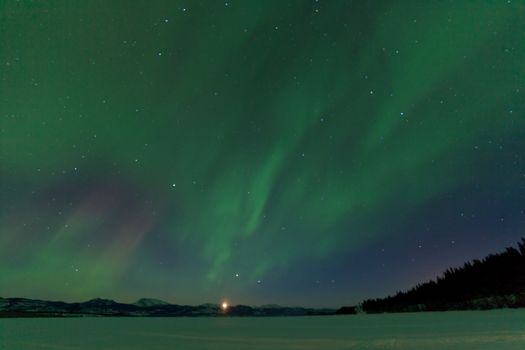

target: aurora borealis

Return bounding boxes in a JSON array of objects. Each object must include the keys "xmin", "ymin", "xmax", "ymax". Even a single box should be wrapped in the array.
[{"xmin": 1, "ymin": 1, "xmax": 524, "ymax": 307}]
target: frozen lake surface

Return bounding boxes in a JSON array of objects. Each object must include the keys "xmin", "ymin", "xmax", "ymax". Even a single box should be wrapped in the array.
[{"xmin": 1, "ymin": 309, "xmax": 524, "ymax": 349}]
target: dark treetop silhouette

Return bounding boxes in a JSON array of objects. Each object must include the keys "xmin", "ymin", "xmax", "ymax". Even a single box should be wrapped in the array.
[{"xmin": 358, "ymin": 238, "xmax": 525, "ymax": 313}]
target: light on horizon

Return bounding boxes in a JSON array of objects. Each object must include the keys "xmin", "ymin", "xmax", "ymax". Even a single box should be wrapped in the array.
[{"xmin": 221, "ymin": 301, "xmax": 229, "ymax": 311}]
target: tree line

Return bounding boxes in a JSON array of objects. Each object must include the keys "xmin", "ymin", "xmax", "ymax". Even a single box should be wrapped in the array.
[{"xmin": 360, "ymin": 238, "xmax": 525, "ymax": 313}]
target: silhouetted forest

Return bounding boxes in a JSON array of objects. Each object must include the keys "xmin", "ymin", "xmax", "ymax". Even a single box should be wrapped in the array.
[{"xmin": 361, "ymin": 238, "xmax": 525, "ymax": 313}]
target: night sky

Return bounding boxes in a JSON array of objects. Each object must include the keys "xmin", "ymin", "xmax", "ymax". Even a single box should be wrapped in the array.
[{"xmin": 1, "ymin": 1, "xmax": 524, "ymax": 308}]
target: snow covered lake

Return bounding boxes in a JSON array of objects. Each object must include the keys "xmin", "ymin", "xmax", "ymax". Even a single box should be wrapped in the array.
[{"xmin": 1, "ymin": 309, "xmax": 524, "ymax": 349}]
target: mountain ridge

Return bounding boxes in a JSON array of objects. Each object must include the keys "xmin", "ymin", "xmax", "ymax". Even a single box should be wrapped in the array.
[{"xmin": 0, "ymin": 297, "xmax": 335, "ymax": 317}]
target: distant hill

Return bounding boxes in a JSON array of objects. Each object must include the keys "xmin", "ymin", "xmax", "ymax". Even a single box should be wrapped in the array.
[
  {"xmin": 0, "ymin": 297, "xmax": 335, "ymax": 318},
  {"xmin": 358, "ymin": 238, "xmax": 525, "ymax": 313},
  {"xmin": 133, "ymin": 298, "xmax": 170, "ymax": 308}
]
